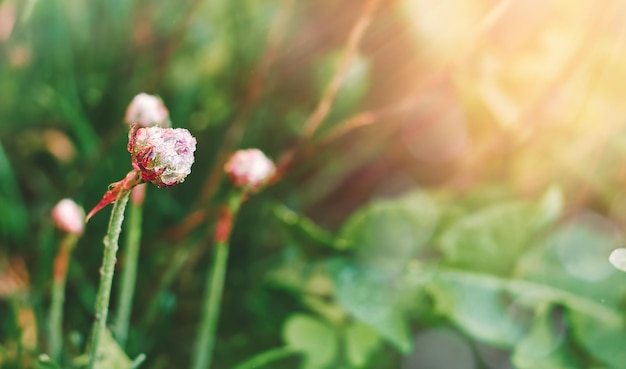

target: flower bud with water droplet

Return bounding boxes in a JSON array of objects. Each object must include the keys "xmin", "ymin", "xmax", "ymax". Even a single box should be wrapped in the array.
[
  {"xmin": 128, "ymin": 125, "xmax": 197, "ymax": 187},
  {"xmin": 86, "ymin": 126, "xmax": 196, "ymax": 221}
]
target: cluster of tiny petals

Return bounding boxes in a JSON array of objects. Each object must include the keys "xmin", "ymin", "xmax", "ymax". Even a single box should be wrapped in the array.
[
  {"xmin": 52, "ymin": 199, "xmax": 85, "ymax": 235},
  {"xmin": 129, "ymin": 126, "xmax": 196, "ymax": 187},
  {"xmin": 224, "ymin": 149, "xmax": 275, "ymax": 191},
  {"xmin": 125, "ymin": 93, "xmax": 171, "ymax": 128}
]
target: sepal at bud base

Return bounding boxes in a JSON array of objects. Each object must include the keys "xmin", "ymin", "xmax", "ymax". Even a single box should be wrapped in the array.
[{"xmin": 86, "ymin": 171, "xmax": 142, "ymax": 222}]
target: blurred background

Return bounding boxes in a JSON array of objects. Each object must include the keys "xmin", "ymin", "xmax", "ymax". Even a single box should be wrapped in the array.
[{"xmin": 2, "ymin": 0, "xmax": 626, "ymax": 368}]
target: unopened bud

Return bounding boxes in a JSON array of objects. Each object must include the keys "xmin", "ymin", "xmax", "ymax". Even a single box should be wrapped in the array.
[
  {"xmin": 125, "ymin": 93, "xmax": 171, "ymax": 128},
  {"xmin": 52, "ymin": 199, "xmax": 85, "ymax": 235},
  {"xmin": 609, "ymin": 248, "xmax": 626, "ymax": 272},
  {"xmin": 128, "ymin": 125, "xmax": 197, "ymax": 187},
  {"xmin": 224, "ymin": 149, "xmax": 275, "ymax": 191}
]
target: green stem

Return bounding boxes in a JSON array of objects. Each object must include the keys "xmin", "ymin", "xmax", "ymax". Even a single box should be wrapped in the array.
[
  {"xmin": 232, "ymin": 347, "xmax": 301, "ymax": 369},
  {"xmin": 113, "ymin": 198, "xmax": 144, "ymax": 348},
  {"xmin": 190, "ymin": 193, "xmax": 242, "ymax": 369},
  {"xmin": 48, "ymin": 233, "xmax": 79, "ymax": 362},
  {"xmin": 87, "ymin": 192, "xmax": 130, "ymax": 369}
]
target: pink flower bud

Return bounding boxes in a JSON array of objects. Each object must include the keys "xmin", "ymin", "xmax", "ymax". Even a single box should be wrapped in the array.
[
  {"xmin": 224, "ymin": 149, "xmax": 275, "ymax": 191},
  {"xmin": 52, "ymin": 199, "xmax": 85, "ymax": 235},
  {"xmin": 128, "ymin": 125, "xmax": 197, "ymax": 187},
  {"xmin": 125, "ymin": 93, "xmax": 171, "ymax": 128}
]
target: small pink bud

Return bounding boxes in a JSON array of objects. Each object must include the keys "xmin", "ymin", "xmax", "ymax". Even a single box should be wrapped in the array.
[
  {"xmin": 52, "ymin": 199, "xmax": 85, "ymax": 235},
  {"xmin": 128, "ymin": 125, "xmax": 197, "ymax": 187},
  {"xmin": 224, "ymin": 149, "xmax": 275, "ymax": 191},
  {"xmin": 125, "ymin": 93, "xmax": 171, "ymax": 128}
]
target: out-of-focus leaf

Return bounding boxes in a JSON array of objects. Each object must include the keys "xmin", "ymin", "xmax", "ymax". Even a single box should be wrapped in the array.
[
  {"xmin": 428, "ymin": 270, "xmax": 527, "ymax": 347},
  {"xmin": 535, "ymin": 186, "xmax": 563, "ymax": 229},
  {"xmin": 329, "ymin": 259, "xmax": 412, "ymax": 353},
  {"xmin": 512, "ymin": 305, "xmax": 580, "ymax": 369},
  {"xmin": 0, "ymin": 142, "xmax": 27, "ymax": 241},
  {"xmin": 569, "ymin": 311, "xmax": 626, "ymax": 369},
  {"xmin": 429, "ymin": 269, "xmax": 623, "ymax": 348},
  {"xmin": 338, "ymin": 191, "xmax": 439, "ymax": 262},
  {"xmin": 344, "ymin": 322, "xmax": 381, "ymax": 368},
  {"xmin": 437, "ymin": 202, "xmax": 538, "ymax": 275},
  {"xmin": 515, "ymin": 214, "xmax": 626, "ymax": 307},
  {"xmin": 34, "ymin": 354, "xmax": 62, "ymax": 369},
  {"xmin": 282, "ymin": 314, "xmax": 338, "ymax": 369}
]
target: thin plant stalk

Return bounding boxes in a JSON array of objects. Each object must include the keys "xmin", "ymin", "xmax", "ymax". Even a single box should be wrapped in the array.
[
  {"xmin": 191, "ymin": 192, "xmax": 243, "ymax": 369},
  {"xmin": 87, "ymin": 192, "xmax": 130, "ymax": 369},
  {"xmin": 232, "ymin": 347, "xmax": 301, "ymax": 369},
  {"xmin": 114, "ymin": 184, "xmax": 146, "ymax": 348},
  {"xmin": 48, "ymin": 232, "xmax": 79, "ymax": 362}
]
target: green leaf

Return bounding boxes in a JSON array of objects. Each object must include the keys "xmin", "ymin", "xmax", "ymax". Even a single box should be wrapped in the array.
[
  {"xmin": 428, "ymin": 270, "xmax": 527, "ymax": 347},
  {"xmin": 344, "ymin": 322, "xmax": 381, "ymax": 368},
  {"xmin": 515, "ymin": 216, "xmax": 626, "ymax": 308},
  {"xmin": 282, "ymin": 314, "xmax": 338, "ymax": 369},
  {"xmin": 338, "ymin": 191, "xmax": 440, "ymax": 262},
  {"xmin": 535, "ymin": 186, "xmax": 563, "ymax": 229},
  {"xmin": 437, "ymin": 202, "xmax": 539, "ymax": 275},
  {"xmin": 0, "ymin": 142, "xmax": 27, "ymax": 242},
  {"xmin": 34, "ymin": 354, "xmax": 63, "ymax": 369},
  {"xmin": 428, "ymin": 269, "xmax": 624, "ymax": 349},
  {"xmin": 512, "ymin": 305, "xmax": 580, "ymax": 369},
  {"xmin": 329, "ymin": 259, "xmax": 412, "ymax": 353},
  {"xmin": 569, "ymin": 311, "xmax": 626, "ymax": 369}
]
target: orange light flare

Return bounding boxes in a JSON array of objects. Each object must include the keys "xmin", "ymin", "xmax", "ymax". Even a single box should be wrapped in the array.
[{"xmin": 351, "ymin": 0, "xmax": 626, "ymax": 199}]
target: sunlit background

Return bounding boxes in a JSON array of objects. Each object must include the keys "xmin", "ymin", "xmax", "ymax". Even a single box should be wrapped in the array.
[{"xmin": 2, "ymin": 0, "xmax": 626, "ymax": 368}]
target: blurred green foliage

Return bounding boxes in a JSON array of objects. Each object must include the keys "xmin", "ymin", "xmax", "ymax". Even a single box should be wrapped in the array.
[{"xmin": 2, "ymin": 0, "xmax": 626, "ymax": 368}]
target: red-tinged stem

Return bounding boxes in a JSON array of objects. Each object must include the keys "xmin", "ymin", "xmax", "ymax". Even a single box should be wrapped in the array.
[
  {"xmin": 48, "ymin": 232, "xmax": 79, "ymax": 362},
  {"xmin": 191, "ymin": 192, "xmax": 243, "ymax": 369},
  {"xmin": 86, "ymin": 171, "xmax": 141, "ymax": 222}
]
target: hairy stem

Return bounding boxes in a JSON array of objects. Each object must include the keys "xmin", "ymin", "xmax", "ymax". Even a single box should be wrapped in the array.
[
  {"xmin": 191, "ymin": 193, "xmax": 242, "ymax": 369},
  {"xmin": 87, "ymin": 192, "xmax": 130, "ymax": 369},
  {"xmin": 48, "ymin": 232, "xmax": 79, "ymax": 362},
  {"xmin": 113, "ymin": 192, "xmax": 144, "ymax": 348}
]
